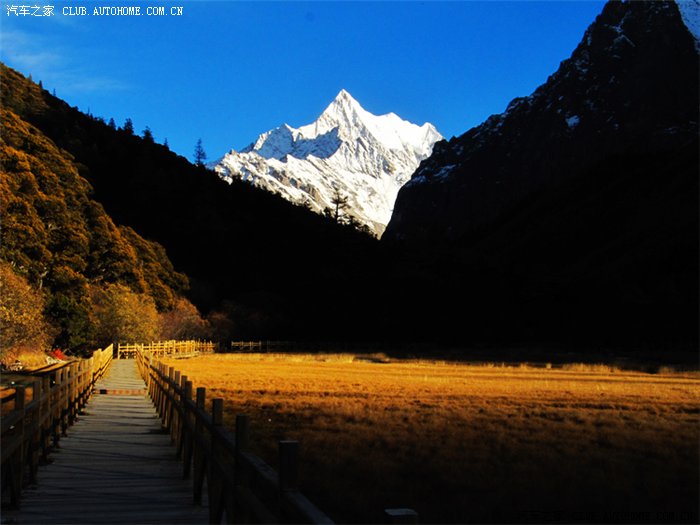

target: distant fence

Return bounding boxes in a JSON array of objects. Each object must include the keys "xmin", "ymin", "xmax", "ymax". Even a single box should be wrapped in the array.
[
  {"xmin": 1, "ymin": 345, "xmax": 113, "ymax": 507},
  {"xmin": 117, "ymin": 340, "xmax": 215, "ymax": 359},
  {"xmin": 228, "ymin": 340, "xmax": 394, "ymax": 353},
  {"xmin": 135, "ymin": 349, "xmax": 334, "ymax": 524}
]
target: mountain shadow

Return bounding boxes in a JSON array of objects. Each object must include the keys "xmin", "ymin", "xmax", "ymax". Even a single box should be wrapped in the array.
[{"xmin": 383, "ymin": 1, "xmax": 698, "ymax": 348}]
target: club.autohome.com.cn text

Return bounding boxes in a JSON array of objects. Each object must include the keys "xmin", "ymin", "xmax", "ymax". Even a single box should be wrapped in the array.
[{"xmin": 6, "ymin": 4, "xmax": 185, "ymax": 17}]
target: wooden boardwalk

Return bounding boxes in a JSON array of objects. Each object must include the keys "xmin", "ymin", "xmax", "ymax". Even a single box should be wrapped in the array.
[{"xmin": 4, "ymin": 359, "xmax": 209, "ymax": 524}]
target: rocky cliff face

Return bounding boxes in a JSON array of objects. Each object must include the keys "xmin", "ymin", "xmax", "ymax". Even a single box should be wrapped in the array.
[
  {"xmin": 384, "ymin": 1, "xmax": 698, "ymax": 243},
  {"xmin": 380, "ymin": 1, "xmax": 698, "ymax": 344}
]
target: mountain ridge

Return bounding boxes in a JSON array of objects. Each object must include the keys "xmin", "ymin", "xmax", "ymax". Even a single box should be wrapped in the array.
[
  {"xmin": 385, "ymin": 0, "xmax": 698, "ymax": 242},
  {"xmin": 381, "ymin": 0, "xmax": 698, "ymax": 345},
  {"xmin": 215, "ymin": 90, "xmax": 442, "ymax": 235}
]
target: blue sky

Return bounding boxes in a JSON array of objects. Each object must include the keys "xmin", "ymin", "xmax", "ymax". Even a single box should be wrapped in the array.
[{"xmin": 1, "ymin": 1, "xmax": 604, "ymax": 161}]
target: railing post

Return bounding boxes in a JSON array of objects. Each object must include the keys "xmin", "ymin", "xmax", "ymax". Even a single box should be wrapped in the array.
[
  {"xmin": 145, "ymin": 352, "xmax": 152, "ymax": 390},
  {"xmin": 279, "ymin": 440, "xmax": 299, "ymax": 492},
  {"xmin": 212, "ymin": 398, "xmax": 223, "ymax": 426},
  {"xmin": 193, "ymin": 387, "xmax": 207, "ymax": 505},
  {"xmin": 50, "ymin": 370, "xmax": 60, "ymax": 446},
  {"xmin": 209, "ymin": 398, "xmax": 225, "ymax": 523},
  {"xmin": 235, "ymin": 414, "xmax": 249, "ymax": 452},
  {"xmin": 59, "ymin": 368, "xmax": 69, "ymax": 437},
  {"xmin": 40, "ymin": 376, "xmax": 51, "ymax": 462},
  {"xmin": 70, "ymin": 362, "xmax": 78, "ymax": 424},
  {"xmin": 85, "ymin": 357, "xmax": 95, "ymax": 405},
  {"xmin": 27, "ymin": 380, "xmax": 41, "ymax": 483},
  {"xmin": 163, "ymin": 366, "xmax": 175, "ymax": 429},
  {"xmin": 182, "ymin": 380, "xmax": 193, "ymax": 476},
  {"xmin": 170, "ymin": 371, "xmax": 181, "ymax": 443},
  {"xmin": 9, "ymin": 386, "xmax": 26, "ymax": 506},
  {"xmin": 234, "ymin": 414, "xmax": 250, "ymax": 523},
  {"xmin": 160, "ymin": 363, "xmax": 168, "ymax": 417},
  {"xmin": 175, "ymin": 375, "xmax": 188, "ymax": 456},
  {"xmin": 278, "ymin": 440, "xmax": 299, "ymax": 521},
  {"xmin": 76, "ymin": 360, "xmax": 85, "ymax": 413}
]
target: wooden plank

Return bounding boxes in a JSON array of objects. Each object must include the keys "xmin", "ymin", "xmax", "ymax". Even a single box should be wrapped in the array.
[
  {"xmin": 88, "ymin": 385, "xmax": 146, "ymax": 394},
  {"xmin": 10, "ymin": 346, "xmax": 331, "ymax": 525},
  {"xmin": 5, "ymin": 359, "xmax": 209, "ymax": 524}
]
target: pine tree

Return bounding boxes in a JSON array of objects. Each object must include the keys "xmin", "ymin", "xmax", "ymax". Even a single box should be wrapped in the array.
[
  {"xmin": 142, "ymin": 127, "xmax": 154, "ymax": 142},
  {"xmin": 123, "ymin": 118, "xmax": 134, "ymax": 135},
  {"xmin": 164, "ymin": 138, "xmax": 170, "ymax": 150},
  {"xmin": 108, "ymin": 118, "xmax": 116, "ymax": 129},
  {"xmin": 193, "ymin": 138, "xmax": 207, "ymax": 167},
  {"xmin": 330, "ymin": 187, "xmax": 349, "ymax": 223}
]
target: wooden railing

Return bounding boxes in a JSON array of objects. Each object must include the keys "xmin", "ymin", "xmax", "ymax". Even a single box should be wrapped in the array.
[
  {"xmin": 117, "ymin": 340, "xmax": 215, "ymax": 359},
  {"xmin": 135, "ymin": 349, "xmax": 334, "ymax": 524},
  {"xmin": 1, "ymin": 345, "xmax": 113, "ymax": 506},
  {"xmin": 229, "ymin": 340, "xmax": 392, "ymax": 353}
]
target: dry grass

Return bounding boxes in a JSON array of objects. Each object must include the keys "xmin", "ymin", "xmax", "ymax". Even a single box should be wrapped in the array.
[
  {"xmin": 0, "ymin": 348, "xmax": 52, "ymax": 369},
  {"xmin": 162, "ymin": 353, "xmax": 700, "ymax": 524}
]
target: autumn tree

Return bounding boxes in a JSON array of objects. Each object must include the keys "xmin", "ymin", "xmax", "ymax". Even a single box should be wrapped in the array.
[
  {"xmin": 91, "ymin": 283, "xmax": 159, "ymax": 345},
  {"xmin": 0, "ymin": 262, "xmax": 53, "ymax": 362},
  {"xmin": 206, "ymin": 310, "xmax": 237, "ymax": 342},
  {"xmin": 158, "ymin": 297, "xmax": 209, "ymax": 340}
]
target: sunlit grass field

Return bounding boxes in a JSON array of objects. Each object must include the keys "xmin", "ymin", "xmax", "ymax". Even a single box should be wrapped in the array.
[{"xmin": 161, "ymin": 353, "xmax": 699, "ymax": 523}]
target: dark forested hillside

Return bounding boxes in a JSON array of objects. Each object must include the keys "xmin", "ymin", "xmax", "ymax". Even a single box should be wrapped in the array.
[
  {"xmin": 1, "ymin": 63, "xmax": 383, "ymax": 342},
  {"xmin": 382, "ymin": 1, "xmax": 699, "ymax": 347},
  {"xmin": 1, "ymin": 106, "xmax": 189, "ymax": 350}
]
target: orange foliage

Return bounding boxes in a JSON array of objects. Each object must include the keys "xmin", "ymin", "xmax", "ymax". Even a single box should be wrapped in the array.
[{"xmin": 0, "ymin": 261, "xmax": 53, "ymax": 362}]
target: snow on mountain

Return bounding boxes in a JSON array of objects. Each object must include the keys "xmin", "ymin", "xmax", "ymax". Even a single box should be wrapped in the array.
[{"xmin": 214, "ymin": 90, "xmax": 442, "ymax": 236}]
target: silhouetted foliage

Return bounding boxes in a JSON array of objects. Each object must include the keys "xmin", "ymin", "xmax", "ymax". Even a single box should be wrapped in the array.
[
  {"xmin": 123, "ymin": 118, "xmax": 134, "ymax": 135},
  {"xmin": 193, "ymin": 138, "xmax": 207, "ymax": 167}
]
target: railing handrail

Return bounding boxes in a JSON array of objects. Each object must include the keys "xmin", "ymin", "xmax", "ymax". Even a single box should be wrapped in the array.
[
  {"xmin": 135, "ymin": 347, "xmax": 334, "ymax": 524},
  {"xmin": 1, "ymin": 344, "xmax": 113, "ymax": 506},
  {"xmin": 117, "ymin": 340, "xmax": 215, "ymax": 359}
]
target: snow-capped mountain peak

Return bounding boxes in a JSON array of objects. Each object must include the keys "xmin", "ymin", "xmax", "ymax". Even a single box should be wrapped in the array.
[
  {"xmin": 305, "ymin": 90, "xmax": 440, "ymax": 154},
  {"xmin": 215, "ymin": 91, "xmax": 442, "ymax": 235}
]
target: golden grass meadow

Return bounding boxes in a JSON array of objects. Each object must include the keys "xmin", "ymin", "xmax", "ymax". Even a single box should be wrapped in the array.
[{"xmin": 161, "ymin": 353, "xmax": 699, "ymax": 524}]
